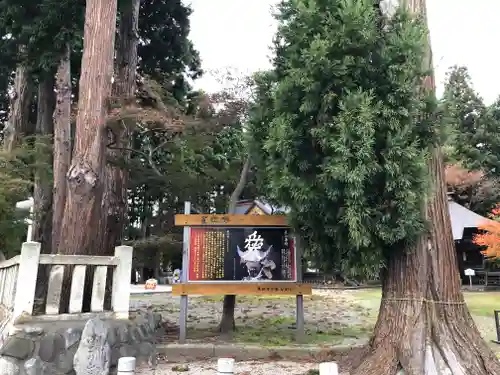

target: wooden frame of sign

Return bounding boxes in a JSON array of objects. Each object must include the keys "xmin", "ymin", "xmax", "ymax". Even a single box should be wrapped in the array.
[{"xmin": 174, "ymin": 203, "xmax": 311, "ymax": 343}]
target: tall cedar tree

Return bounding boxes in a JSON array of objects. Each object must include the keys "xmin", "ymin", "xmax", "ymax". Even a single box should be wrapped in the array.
[
  {"xmin": 58, "ymin": 0, "xmax": 118, "ymax": 255},
  {"xmin": 441, "ymin": 66, "xmax": 487, "ymax": 169},
  {"xmin": 52, "ymin": 45, "xmax": 72, "ymax": 253},
  {"xmin": 249, "ymin": 0, "xmax": 500, "ymax": 373},
  {"xmin": 102, "ymin": 0, "xmax": 141, "ymax": 255}
]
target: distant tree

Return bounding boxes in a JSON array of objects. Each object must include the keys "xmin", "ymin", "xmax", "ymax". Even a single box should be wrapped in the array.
[
  {"xmin": 445, "ymin": 164, "xmax": 500, "ymax": 216},
  {"xmin": 441, "ymin": 65, "xmax": 486, "ymax": 167}
]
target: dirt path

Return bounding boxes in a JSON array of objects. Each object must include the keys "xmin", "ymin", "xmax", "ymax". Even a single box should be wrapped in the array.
[{"xmin": 136, "ymin": 360, "xmax": 320, "ymax": 375}]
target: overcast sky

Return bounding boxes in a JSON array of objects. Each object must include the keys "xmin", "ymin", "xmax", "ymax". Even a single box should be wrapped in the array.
[{"xmin": 187, "ymin": 0, "xmax": 500, "ymax": 104}]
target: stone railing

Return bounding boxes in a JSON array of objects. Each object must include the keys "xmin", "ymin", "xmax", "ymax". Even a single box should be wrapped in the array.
[
  {"xmin": 0, "ymin": 252, "xmax": 21, "ymax": 319},
  {"xmin": 0, "ymin": 242, "xmax": 133, "ymax": 326},
  {"xmin": 0, "ymin": 252, "xmax": 22, "ymax": 350}
]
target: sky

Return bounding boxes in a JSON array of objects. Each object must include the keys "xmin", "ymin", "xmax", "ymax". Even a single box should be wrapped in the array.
[{"xmin": 187, "ymin": 0, "xmax": 500, "ymax": 104}]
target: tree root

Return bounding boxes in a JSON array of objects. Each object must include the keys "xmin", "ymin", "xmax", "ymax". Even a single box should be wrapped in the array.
[{"xmin": 349, "ymin": 309, "xmax": 500, "ymax": 375}]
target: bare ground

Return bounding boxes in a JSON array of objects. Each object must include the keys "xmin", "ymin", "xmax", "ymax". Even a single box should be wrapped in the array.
[
  {"xmin": 130, "ymin": 289, "xmax": 498, "ymax": 347},
  {"xmin": 130, "ymin": 289, "xmax": 500, "ymax": 374}
]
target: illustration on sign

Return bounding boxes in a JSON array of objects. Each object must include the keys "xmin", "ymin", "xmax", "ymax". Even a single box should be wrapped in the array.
[
  {"xmin": 237, "ymin": 231, "xmax": 276, "ymax": 281},
  {"xmin": 187, "ymin": 227, "xmax": 295, "ymax": 282}
]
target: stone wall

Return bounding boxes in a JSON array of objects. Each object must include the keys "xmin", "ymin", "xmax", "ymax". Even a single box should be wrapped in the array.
[{"xmin": 0, "ymin": 311, "xmax": 162, "ymax": 375}]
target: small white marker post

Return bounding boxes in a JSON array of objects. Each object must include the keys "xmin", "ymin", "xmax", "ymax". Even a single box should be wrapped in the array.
[
  {"xmin": 464, "ymin": 268, "xmax": 475, "ymax": 289},
  {"xmin": 319, "ymin": 362, "xmax": 339, "ymax": 375},
  {"xmin": 217, "ymin": 358, "xmax": 234, "ymax": 374},
  {"xmin": 117, "ymin": 357, "xmax": 136, "ymax": 375}
]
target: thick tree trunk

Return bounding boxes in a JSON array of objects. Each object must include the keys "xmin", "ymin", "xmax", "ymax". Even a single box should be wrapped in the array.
[
  {"xmin": 0, "ymin": 61, "xmax": 33, "ymax": 261},
  {"xmin": 58, "ymin": 0, "xmax": 118, "ymax": 256},
  {"xmin": 52, "ymin": 44, "xmax": 72, "ymax": 254},
  {"xmin": 32, "ymin": 76, "xmax": 56, "ymax": 252},
  {"xmin": 32, "ymin": 76, "xmax": 56, "ymax": 313},
  {"xmin": 3, "ymin": 62, "xmax": 33, "ymax": 152},
  {"xmin": 351, "ymin": 149, "xmax": 500, "ymax": 375},
  {"xmin": 350, "ymin": 1, "xmax": 500, "ymax": 374},
  {"xmin": 101, "ymin": 0, "xmax": 140, "ymax": 254},
  {"xmin": 219, "ymin": 156, "xmax": 251, "ymax": 334}
]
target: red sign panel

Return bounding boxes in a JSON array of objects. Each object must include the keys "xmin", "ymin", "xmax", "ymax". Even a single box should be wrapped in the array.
[{"xmin": 188, "ymin": 227, "xmax": 296, "ymax": 282}]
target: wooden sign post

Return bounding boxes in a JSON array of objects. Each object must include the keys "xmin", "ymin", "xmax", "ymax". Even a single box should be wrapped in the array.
[
  {"xmin": 464, "ymin": 268, "xmax": 475, "ymax": 289},
  {"xmin": 174, "ymin": 204, "xmax": 311, "ymax": 343}
]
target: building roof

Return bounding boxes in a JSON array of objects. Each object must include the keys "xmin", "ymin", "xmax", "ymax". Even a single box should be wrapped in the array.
[
  {"xmin": 448, "ymin": 200, "xmax": 492, "ymax": 240},
  {"xmin": 237, "ymin": 198, "xmax": 492, "ymax": 241},
  {"xmin": 235, "ymin": 199, "xmax": 287, "ymax": 215}
]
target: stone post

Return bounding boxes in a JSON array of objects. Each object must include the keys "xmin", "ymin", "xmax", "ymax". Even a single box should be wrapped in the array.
[
  {"xmin": 217, "ymin": 358, "xmax": 234, "ymax": 374},
  {"xmin": 112, "ymin": 246, "xmax": 133, "ymax": 319},
  {"xmin": 117, "ymin": 357, "xmax": 136, "ymax": 375},
  {"xmin": 319, "ymin": 362, "xmax": 338, "ymax": 375},
  {"xmin": 12, "ymin": 242, "xmax": 41, "ymax": 322}
]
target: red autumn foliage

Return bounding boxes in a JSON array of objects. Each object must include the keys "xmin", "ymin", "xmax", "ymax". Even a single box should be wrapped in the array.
[{"xmin": 473, "ymin": 203, "xmax": 500, "ymax": 259}]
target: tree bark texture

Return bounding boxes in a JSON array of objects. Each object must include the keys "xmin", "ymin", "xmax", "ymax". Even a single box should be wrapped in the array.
[
  {"xmin": 52, "ymin": 45, "xmax": 72, "ymax": 254},
  {"xmin": 0, "ymin": 60, "xmax": 33, "ymax": 261},
  {"xmin": 350, "ymin": 1, "xmax": 500, "ymax": 374},
  {"xmin": 32, "ymin": 76, "xmax": 56, "ymax": 253},
  {"xmin": 58, "ymin": 0, "xmax": 118, "ymax": 256},
  {"xmin": 3, "ymin": 62, "xmax": 33, "ymax": 152},
  {"xmin": 101, "ymin": 0, "xmax": 140, "ymax": 255},
  {"xmin": 219, "ymin": 156, "xmax": 251, "ymax": 334}
]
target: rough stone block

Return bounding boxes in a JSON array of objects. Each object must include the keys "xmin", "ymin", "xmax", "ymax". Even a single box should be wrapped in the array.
[
  {"xmin": 118, "ymin": 344, "xmax": 137, "ymax": 358},
  {"xmin": 110, "ymin": 347, "xmax": 120, "ymax": 368},
  {"xmin": 137, "ymin": 323, "xmax": 151, "ymax": 341},
  {"xmin": 61, "ymin": 328, "xmax": 82, "ymax": 350},
  {"xmin": 144, "ymin": 311, "xmax": 155, "ymax": 333},
  {"xmin": 54, "ymin": 346, "xmax": 77, "ymax": 374},
  {"xmin": 39, "ymin": 333, "xmax": 65, "ymax": 362},
  {"xmin": 73, "ymin": 318, "xmax": 110, "ymax": 375},
  {"xmin": 106, "ymin": 326, "xmax": 117, "ymax": 348},
  {"xmin": 22, "ymin": 327, "xmax": 44, "ymax": 336},
  {"xmin": 153, "ymin": 313, "xmax": 162, "ymax": 328},
  {"xmin": 24, "ymin": 357, "xmax": 48, "ymax": 375},
  {"xmin": 127, "ymin": 326, "xmax": 140, "ymax": 343},
  {"xmin": 115, "ymin": 324, "xmax": 128, "ymax": 344},
  {"xmin": 0, "ymin": 336, "xmax": 35, "ymax": 360},
  {"xmin": 147, "ymin": 346, "xmax": 158, "ymax": 369},
  {"xmin": 0, "ymin": 357, "xmax": 20, "ymax": 375},
  {"xmin": 138, "ymin": 342, "xmax": 154, "ymax": 357}
]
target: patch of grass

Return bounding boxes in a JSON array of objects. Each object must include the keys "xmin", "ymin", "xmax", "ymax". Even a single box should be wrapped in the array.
[
  {"xmin": 350, "ymin": 289, "xmax": 500, "ymax": 318},
  {"xmin": 187, "ymin": 315, "xmax": 371, "ymax": 347},
  {"xmin": 463, "ymin": 292, "xmax": 500, "ymax": 317}
]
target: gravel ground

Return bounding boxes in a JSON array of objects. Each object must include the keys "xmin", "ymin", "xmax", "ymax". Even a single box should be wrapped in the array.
[{"xmin": 135, "ymin": 360, "xmax": 319, "ymax": 375}]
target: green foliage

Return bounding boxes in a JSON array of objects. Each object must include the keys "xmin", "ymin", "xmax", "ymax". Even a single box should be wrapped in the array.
[
  {"xmin": 138, "ymin": 0, "xmax": 202, "ymax": 106},
  {"xmin": 441, "ymin": 66, "xmax": 487, "ymax": 168},
  {"xmin": 441, "ymin": 66, "xmax": 500, "ymax": 219},
  {"xmin": 248, "ymin": 0, "xmax": 437, "ymax": 273},
  {"xmin": 0, "ymin": 136, "xmax": 52, "ymax": 257},
  {"xmin": 0, "ymin": 0, "xmax": 84, "ymax": 77}
]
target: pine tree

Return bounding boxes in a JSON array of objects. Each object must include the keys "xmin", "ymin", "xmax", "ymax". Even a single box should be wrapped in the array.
[
  {"xmin": 249, "ymin": 0, "xmax": 500, "ymax": 373},
  {"xmin": 441, "ymin": 65, "xmax": 487, "ymax": 168}
]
